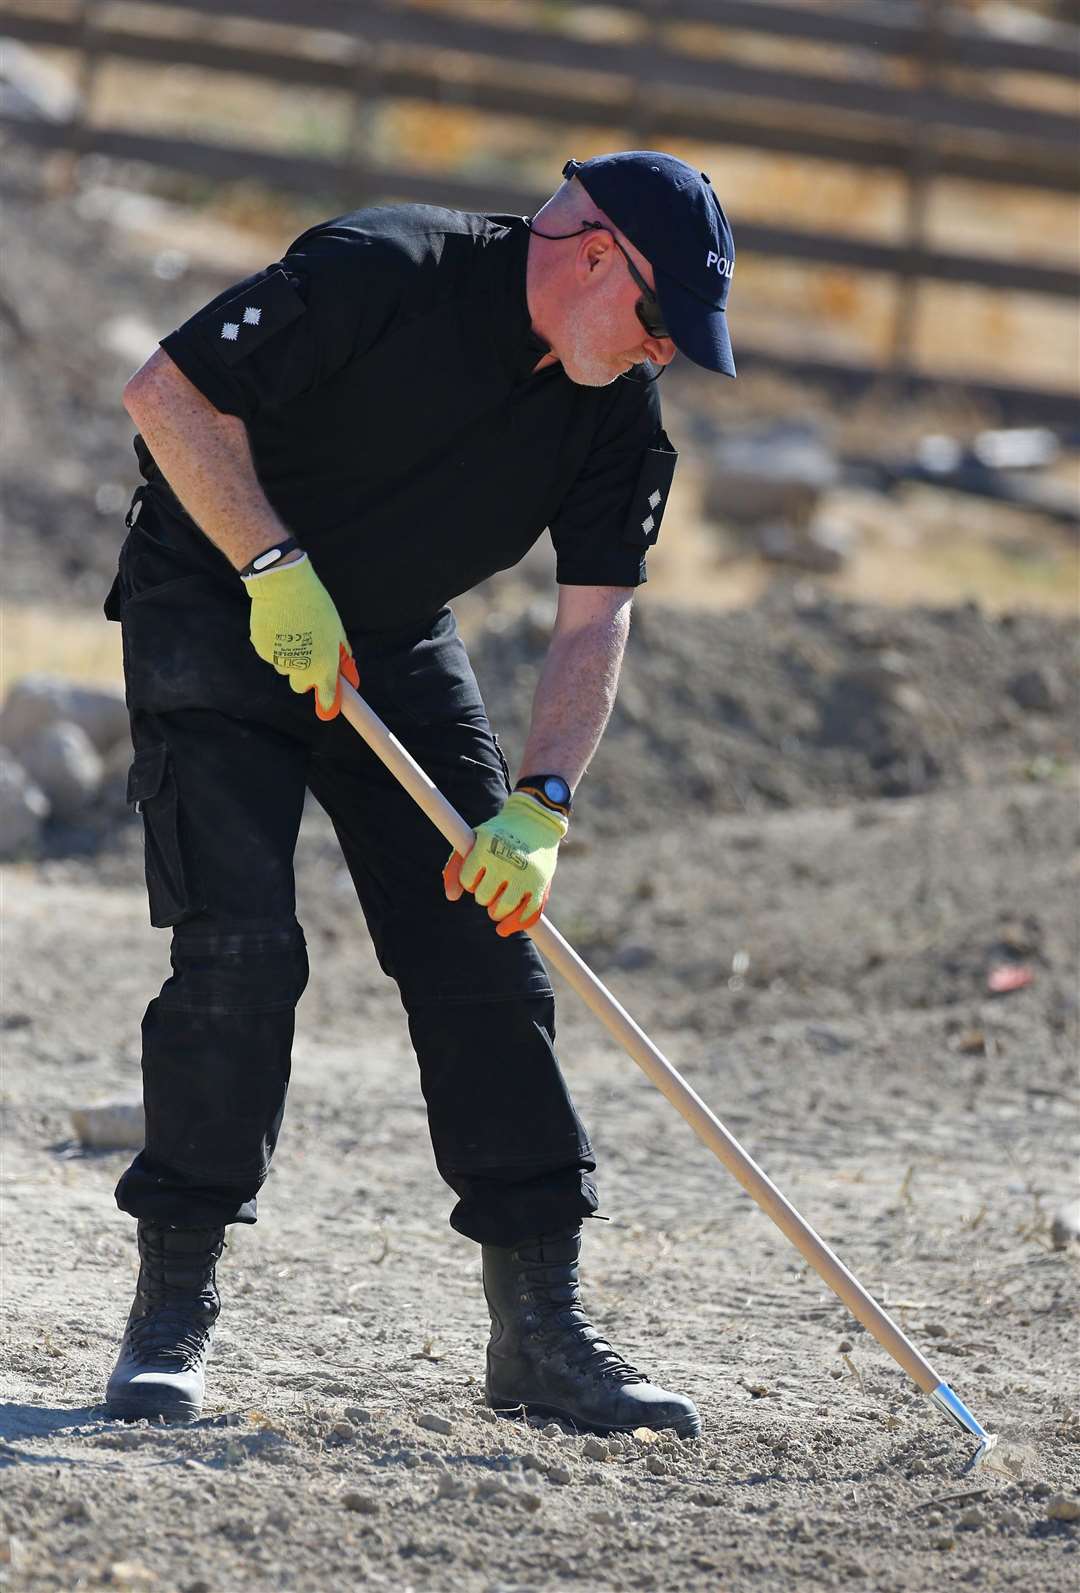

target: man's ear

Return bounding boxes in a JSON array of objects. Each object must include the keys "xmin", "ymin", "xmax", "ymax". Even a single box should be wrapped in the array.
[{"xmin": 579, "ymin": 231, "xmax": 611, "ymax": 280}]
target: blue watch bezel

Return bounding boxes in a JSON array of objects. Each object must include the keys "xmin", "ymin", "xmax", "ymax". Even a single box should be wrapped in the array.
[{"xmin": 515, "ymin": 773, "xmax": 573, "ymax": 813}]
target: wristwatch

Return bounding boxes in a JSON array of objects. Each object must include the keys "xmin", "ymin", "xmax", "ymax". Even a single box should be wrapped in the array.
[{"xmin": 514, "ymin": 774, "xmax": 573, "ymax": 817}]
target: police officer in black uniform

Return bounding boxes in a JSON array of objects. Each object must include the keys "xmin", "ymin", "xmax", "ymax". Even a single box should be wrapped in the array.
[{"xmin": 103, "ymin": 152, "xmax": 736, "ymax": 1435}]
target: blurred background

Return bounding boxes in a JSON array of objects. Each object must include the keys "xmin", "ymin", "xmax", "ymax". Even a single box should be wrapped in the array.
[{"xmin": 0, "ymin": 0, "xmax": 1077, "ymax": 710}]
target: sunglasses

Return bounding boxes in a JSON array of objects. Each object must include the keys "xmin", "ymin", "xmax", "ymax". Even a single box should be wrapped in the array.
[{"xmin": 581, "ymin": 221, "xmax": 670, "ymax": 341}]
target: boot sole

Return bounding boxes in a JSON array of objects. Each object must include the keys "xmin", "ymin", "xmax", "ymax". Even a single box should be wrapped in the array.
[
  {"xmin": 103, "ymin": 1393, "xmax": 201, "ymax": 1424},
  {"xmin": 488, "ymin": 1397, "xmax": 701, "ymax": 1441}
]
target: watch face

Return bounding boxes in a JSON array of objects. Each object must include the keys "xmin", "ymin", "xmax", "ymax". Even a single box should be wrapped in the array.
[{"xmin": 543, "ymin": 777, "xmax": 571, "ymax": 806}]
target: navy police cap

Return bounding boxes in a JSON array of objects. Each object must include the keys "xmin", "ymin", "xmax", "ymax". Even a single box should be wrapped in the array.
[{"xmin": 562, "ymin": 152, "xmax": 736, "ymax": 379}]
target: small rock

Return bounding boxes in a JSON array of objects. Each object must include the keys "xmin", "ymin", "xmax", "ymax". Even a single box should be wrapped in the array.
[
  {"xmin": 19, "ymin": 720, "xmax": 104, "ymax": 820},
  {"xmin": 0, "ymin": 749, "xmax": 49, "ymax": 857},
  {"xmin": 418, "ymin": 1411, "xmax": 453, "ymax": 1435},
  {"xmin": 610, "ymin": 942, "xmax": 657, "ymax": 971},
  {"xmin": 329, "ymin": 1420, "xmax": 356, "ymax": 1442},
  {"xmin": 343, "ymin": 1406, "xmax": 372, "ymax": 1424},
  {"xmin": 757, "ymin": 521, "xmax": 849, "ymax": 574},
  {"xmin": 476, "ymin": 1407, "xmax": 499, "ymax": 1425},
  {"xmin": 957, "ymin": 1506, "xmax": 984, "ymax": 1529},
  {"xmin": 702, "ymin": 421, "xmax": 838, "ymax": 529},
  {"xmin": 101, "ymin": 738, "xmax": 138, "ymax": 817},
  {"xmin": 108, "ymin": 1564, "xmax": 157, "ymax": 1587},
  {"xmin": 1050, "ymin": 1201, "xmax": 1080, "ymax": 1251},
  {"xmin": 932, "ymin": 1535, "xmax": 956, "ymax": 1551},
  {"xmin": 997, "ymin": 919, "xmax": 1036, "ymax": 955},
  {"xmin": 520, "ymin": 1454, "xmax": 545, "ymax": 1472},
  {"xmin": 909, "ymin": 1460, "xmax": 928, "ymax": 1476},
  {"xmin": 340, "ymin": 1490, "xmax": 379, "ymax": 1515},
  {"xmin": 541, "ymin": 1422, "xmax": 563, "ymax": 1438},
  {"xmin": 844, "ymin": 653, "xmax": 912, "ymax": 697},
  {"xmin": 475, "ymin": 1477, "xmax": 513, "ymax": 1504},
  {"xmin": 582, "ymin": 1436, "xmax": 609, "ymax": 1461},
  {"xmin": 0, "ymin": 675, "xmax": 128, "ymax": 754},
  {"xmin": 1008, "ymin": 666, "xmax": 1065, "ymax": 713},
  {"xmin": 891, "ymin": 683, "xmax": 928, "ymax": 718},
  {"xmin": 71, "ymin": 1098, "xmax": 144, "ymax": 1150},
  {"xmin": 547, "ymin": 1465, "xmax": 572, "ymax": 1486},
  {"xmin": 1047, "ymin": 1494, "xmax": 1080, "ymax": 1522},
  {"xmin": 589, "ymin": 1508, "xmax": 618, "ymax": 1526},
  {"xmin": 646, "ymin": 1454, "xmax": 668, "ymax": 1476},
  {"xmin": 838, "ymin": 1340, "xmax": 854, "ymax": 1353},
  {"xmin": 519, "ymin": 1490, "xmax": 543, "ymax": 1512},
  {"xmin": 632, "ymin": 1427, "xmax": 661, "ymax": 1445}
]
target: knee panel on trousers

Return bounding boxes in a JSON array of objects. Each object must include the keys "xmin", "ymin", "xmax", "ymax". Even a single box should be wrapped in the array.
[
  {"xmin": 410, "ymin": 994, "xmax": 593, "ymax": 1176},
  {"xmin": 155, "ymin": 920, "xmax": 309, "ymax": 1015}
]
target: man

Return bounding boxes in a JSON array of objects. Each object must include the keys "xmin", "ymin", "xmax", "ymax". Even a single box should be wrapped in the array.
[{"xmin": 103, "ymin": 151, "xmax": 736, "ymax": 1436}]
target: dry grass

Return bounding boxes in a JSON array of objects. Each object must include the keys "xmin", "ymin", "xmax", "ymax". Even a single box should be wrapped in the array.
[
  {"xmin": 1, "ymin": 606, "xmax": 124, "ymax": 692},
  {"xmin": 645, "ymin": 471, "xmax": 1080, "ymax": 617}
]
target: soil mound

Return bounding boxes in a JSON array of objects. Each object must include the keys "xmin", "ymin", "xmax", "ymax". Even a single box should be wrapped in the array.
[{"xmin": 471, "ymin": 591, "xmax": 1077, "ymax": 834}]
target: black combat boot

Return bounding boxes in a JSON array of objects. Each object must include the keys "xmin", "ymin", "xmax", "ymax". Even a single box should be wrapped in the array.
[
  {"xmin": 104, "ymin": 1223, "xmax": 225, "ymax": 1422},
  {"xmin": 483, "ymin": 1229, "xmax": 700, "ymax": 1438}
]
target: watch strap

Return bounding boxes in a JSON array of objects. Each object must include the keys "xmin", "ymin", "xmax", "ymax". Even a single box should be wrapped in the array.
[
  {"xmin": 239, "ymin": 538, "xmax": 300, "ymax": 579},
  {"xmin": 514, "ymin": 774, "xmax": 573, "ymax": 817}
]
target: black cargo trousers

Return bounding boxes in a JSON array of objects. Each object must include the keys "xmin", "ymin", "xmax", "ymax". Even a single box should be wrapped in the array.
[{"xmin": 105, "ymin": 522, "xmax": 598, "ymax": 1245}]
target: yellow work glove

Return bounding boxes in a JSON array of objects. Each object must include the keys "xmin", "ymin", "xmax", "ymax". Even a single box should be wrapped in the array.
[
  {"xmin": 243, "ymin": 553, "xmax": 358, "ymax": 721},
  {"xmin": 443, "ymin": 792, "xmax": 568, "ymax": 937}
]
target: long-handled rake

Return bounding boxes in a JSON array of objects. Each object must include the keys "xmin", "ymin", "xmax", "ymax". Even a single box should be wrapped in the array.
[{"xmin": 339, "ymin": 680, "xmax": 996, "ymax": 1468}]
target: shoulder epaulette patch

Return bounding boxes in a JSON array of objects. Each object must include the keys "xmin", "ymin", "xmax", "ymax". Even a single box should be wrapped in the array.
[
  {"xmin": 201, "ymin": 267, "xmax": 306, "ymax": 366},
  {"xmin": 623, "ymin": 428, "xmax": 678, "ymax": 548}
]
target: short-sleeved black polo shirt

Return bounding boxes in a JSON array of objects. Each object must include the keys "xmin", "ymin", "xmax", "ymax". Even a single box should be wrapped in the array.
[{"xmin": 137, "ymin": 205, "xmax": 678, "ymax": 635}]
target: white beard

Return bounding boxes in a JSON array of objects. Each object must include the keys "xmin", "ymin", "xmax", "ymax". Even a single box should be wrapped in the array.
[{"xmin": 552, "ymin": 296, "xmax": 624, "ymax": 388}]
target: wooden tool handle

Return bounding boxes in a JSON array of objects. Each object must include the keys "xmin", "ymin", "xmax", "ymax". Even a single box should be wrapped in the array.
[{"xmin": 338, "ymin": 680, "xmax": 941, "ymax": 1394}]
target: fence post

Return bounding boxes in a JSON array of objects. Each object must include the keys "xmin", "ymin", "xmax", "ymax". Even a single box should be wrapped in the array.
[
  {"xmin": 51, "ymin": 0, "xmax": 101, "ymax": 195},
  {"xmin": 346, "ymin": 1, "xmax": 388, "ymax": 208},
  {"xmin": 888, "ymin": 0, "xmax": 946, "ymax": 376},
  {"xmin": 627, "ymin": 0, "xmax": 661, "ymax": 150}
]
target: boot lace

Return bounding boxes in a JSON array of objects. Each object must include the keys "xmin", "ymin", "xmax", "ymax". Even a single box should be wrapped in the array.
[
  {"xmin": 523, "ymin": 1259, "xmax": 648, "ymax": 1386},
  {"xmin": 127, "ymin": 1307, "xmax": 212, "ymax": 1370},
  {"xmin": 126, "ymin": 1227, "xmax": 222, "ymax": 1371}
]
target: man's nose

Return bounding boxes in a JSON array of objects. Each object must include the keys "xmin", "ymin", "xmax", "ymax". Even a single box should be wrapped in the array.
[{"xmin": 642, "ymin": 335, "xmax": 676, "ymax": 367}]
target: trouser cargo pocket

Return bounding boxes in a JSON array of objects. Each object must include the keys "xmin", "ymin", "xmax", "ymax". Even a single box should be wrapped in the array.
[{"xmin": 127, "ymin": 743, "xmax": 204, "ymax": 928}]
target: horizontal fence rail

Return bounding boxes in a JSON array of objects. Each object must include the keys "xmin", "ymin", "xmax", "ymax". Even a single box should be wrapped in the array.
[
  {"xmin": 4, "ymin": 9, "xmax": 1078, "ymax": 195},
  {"xmin": 5, "ymin": 114, "xmax": 1077, "ymax": 305},
  {"xmin": 2, "ymin": 0, "xmax": 1077, "ymax": 416}
]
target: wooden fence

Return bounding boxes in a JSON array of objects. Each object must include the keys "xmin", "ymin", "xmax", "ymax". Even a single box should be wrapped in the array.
[{"xmin": 2, "ymin": 0, "xmax": 1078, "ymax": 419}]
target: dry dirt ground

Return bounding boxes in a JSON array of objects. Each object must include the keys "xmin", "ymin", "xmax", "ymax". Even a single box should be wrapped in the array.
[
  {"xmin": 2, "ymin": 137, "xmax": 1079, "ymax": 1593},
  {"xmin": 2, "ymin": 587, "xmax": 1079, "ymax": 1593}
]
